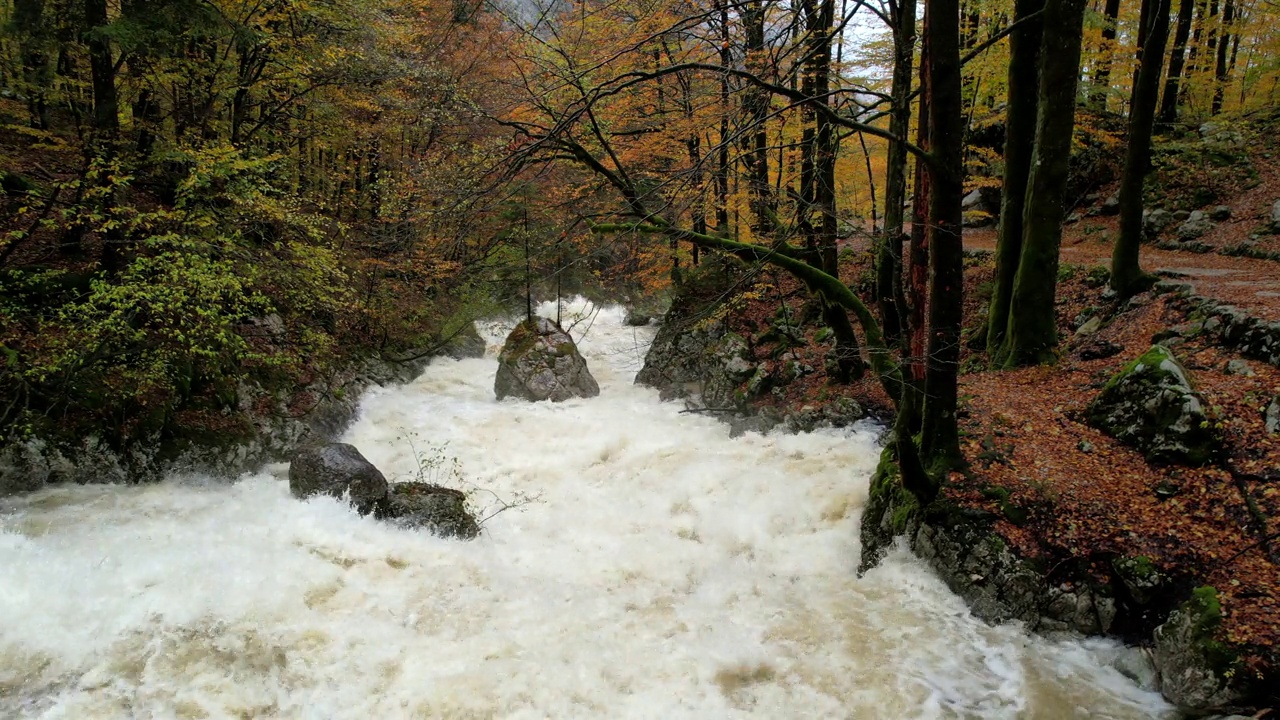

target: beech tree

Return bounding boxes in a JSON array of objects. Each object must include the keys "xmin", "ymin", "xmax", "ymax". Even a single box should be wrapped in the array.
[{"xmin": 1111, "ymin": 0, "xmax": 1172, "ymax": 297}]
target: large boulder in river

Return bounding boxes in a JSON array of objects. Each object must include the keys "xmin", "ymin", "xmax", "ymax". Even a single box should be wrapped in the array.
[
  {"xmin": 289, "ymin": 443, "xmax": 389, "ymax": 516},
  {"xmin": 381, "ymin": 483, "xmax": 480, "ymax": 539},
  {"xmin": 636, "ymin": 256, "xmax": 756, "ymax": 407},
  {"xmin": 1087, "ymin": 345, "xmax": 1221, "ymax": 465},
  {"xmin": 494, "ymin": 317, "xmax": 600, "ymax": 402}
]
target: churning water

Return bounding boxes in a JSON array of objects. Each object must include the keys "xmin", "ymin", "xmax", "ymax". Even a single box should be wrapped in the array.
[{"xmin": 1, "ymin": 299, "xmax": 1173, "ymax": 719}]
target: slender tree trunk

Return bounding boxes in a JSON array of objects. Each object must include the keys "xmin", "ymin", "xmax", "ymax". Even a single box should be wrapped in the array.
[
  {"xmin": 877, "ymin": 0, "xmax": 916, "ymax": 347},
  {"xmin": 1111, "ymin": 0, "xmax": 1172, "ymax": 296},
  {"xmin": 715, "ymin": 0, "xmax": 731, "ymax": 235},
  {"xmin": 1091, "ymin": 0, "xmax": 1122, "ymax": 110},
  {"xmin": 907, "ymin": 32, "xmax": 931, "ymax": 426},
  {"xmin": 1211, "ymin": 0, "xmax": 1234, "ymax": 113},
  {"xmin": 997, "ymin": 0, "xmax": 1088, "ymax": 367},
  {"xmin": 987, "ymin": 0, "xmax": 1044, "ymax": 354},
  {"xmin": 1158, "ymin": 0, "xmax": 1196, "ymax": 125},
  {"xmin": 921, "ymin": 0, "xmax": 964, "ymax": 469},
  {"xmin": 809, "ymin": 0, "xmax": 864, "ymax": 381},
  {"xmin": 743, "ymin": 0, "xmax": 775, "ymax": 236}
]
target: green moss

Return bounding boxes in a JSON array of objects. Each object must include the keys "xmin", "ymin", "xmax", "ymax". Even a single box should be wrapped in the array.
[
  {"xmin": 1184, "ymin": 586, "xmax": 1240, "ymax": 674},
  {"xmin": 870, "ymin": 445, "xmax": 919, "ymax": 534}
]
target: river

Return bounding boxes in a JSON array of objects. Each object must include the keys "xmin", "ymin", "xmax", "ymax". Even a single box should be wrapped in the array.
[{"xmin": 1, "ymin": 299, "xmax": 1173, "ymax": 718}]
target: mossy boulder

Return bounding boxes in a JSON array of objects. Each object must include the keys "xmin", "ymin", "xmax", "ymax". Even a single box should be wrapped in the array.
[
  {"xmin": 1087, "ymin": 345, "xmax": 1221, "ymax": 465},
  {"xmin": 635, "ymin": 257, "xmax": 757, "ymax": 407},
  {"xmin": 381, "ymin": 483, "xmax": 480, "ymax": 539},
  {"xmin": 494, "ymin": 317, "xmax": 599, "ymax": 402},
  {"xmin": 1154, "ymin": 587, "xmax": 1246, "ymax": 712}
]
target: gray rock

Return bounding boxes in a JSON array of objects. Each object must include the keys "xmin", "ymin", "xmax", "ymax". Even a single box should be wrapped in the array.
[
  {"xmin": 289, "ymin": 443, "xmax": 388, "ymax": 516},
  {"xmin": 1271, "ymin": 199, "xmax": 1280, "ymax": 230},
  {"xmin": 1075, "ymin": 316, "xmax": 1104, "ymax": 336},
  {"xmin": 1209, "ymin": 205, "xmax": 1232, "ymax": 221},
  {"xmin": 1177, "ymin": 210, "xmax": 1215, "ymax": 241},
  {"xmin": 494, "ymin": 317, "xmax": 600, "ymax": 402},
  {"xmin": 1223, "ymin": 358, "xmax": 1253, "ymax": 376},
  {"xmin": 1198, "ymin": 121, "xmax": 1245, "ymax": 146},
  {"xmin": 1154, "ymin": 588, "xmax": 1245, "ymax": 711},
  {"xmin": 1113, "ymin": 555, "xmax": 1166, "ymax": 605},
  {"xmin": 1264, "ymin": 397, "xmax": 1280, "ymax": 434},
  {"xmin": 381, "ymin": 483, "xmax": 479, "ymax": 539},
  {"xmin": 442, "ymin": 322, "xmax": 486, "ymax": 359},
  {"xmin": 623, "ymin": 308, "xmax": 651, "ymax": 326},
  {"xmin": 1100, "ymin": 193, "xmax": 1121, "ymax": 215},
  {"xmin": 1144, "ymin": 208, "xmax": 1174, "ymax": 239},
  {"xmin": 1087, "ymin": 345, "xmax": 1221, "ymax": 465},
  {"xmin": 1174, "ymin": 210, "xmax": 1192, "ymax": 222}
]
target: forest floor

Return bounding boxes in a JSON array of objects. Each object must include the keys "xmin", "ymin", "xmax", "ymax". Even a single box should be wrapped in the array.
[
  {"xmin": 944, "ymin": 172, "xmax": 1280, "ymax": 686},
  {"xmin": 724, "ymin": 145, "xmax": 1280, "ymax": 693}
]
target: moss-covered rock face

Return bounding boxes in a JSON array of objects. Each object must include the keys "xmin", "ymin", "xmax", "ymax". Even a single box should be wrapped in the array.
[
  {"xmin": 1087, "ymin": 345, "xmax": 1221, "ymax": 465},
  {"xmin": 1154, "ymin": 587, "xmax": 1246, "ymax": 712},
  {"xmin": 494, "ymin": 317, "xmax": 600, "ymax": 402},
  {"xmin": 858, "ymin": 444, "xmax": 917, "ymax": 574}
]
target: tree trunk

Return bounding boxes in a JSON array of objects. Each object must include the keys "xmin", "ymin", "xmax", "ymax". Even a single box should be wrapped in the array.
[
  {"xmin": 13, "ymin": 0, "xmax": 51, "ymax": 130},
  {"xmin": 921, "ymin": 0, "xmax": 964, "ymax": 469},
  {"xmin": 906, "ymin": 13, "xmax": 931, "ymax": 429},
  {"xmin": 997, "ymin": 0, "xmax": 1088, "ymax": 367},
  {"xmin": 1111, "ymin": 0, "xmax": 1172, "ymax": 297},
  {"xmin": 715, "ymin": 0, "xmax": 731, "ymax": 235},
  {"xmin": 1158, "ymin": 0, "xmax": 1195, "ymax": 125},
  {"xmin": 877, "ymin": 0, "xmax": 916, "ymax": 347},
  {"xmin": 1090, "ymin": 0, "xmax": 1122, "ymax": 110},
  {"xmin": 987, "ymin": 0, "xmax": 1044, "ymax": 354},
  {"xmin": 743, "ymin": 0, "xmax": 775, "ymax": 237},
  {"xmin": 84, "ymin": 0, "xmax": 118, "ymax": 142},
  {"xmin": 1211, "ymin": 0, "xmax": 1234, "ymax": 114}
]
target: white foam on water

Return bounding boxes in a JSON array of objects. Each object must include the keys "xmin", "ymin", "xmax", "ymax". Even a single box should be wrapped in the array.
[{"xmin": 0, "ymin": 298, "xmax": 1173, "ymax": 719}]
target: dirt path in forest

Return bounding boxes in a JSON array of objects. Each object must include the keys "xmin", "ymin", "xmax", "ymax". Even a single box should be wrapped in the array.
[{"xmin": 964, "ymin": 226, "xmax": 1280, "ymax": 318}]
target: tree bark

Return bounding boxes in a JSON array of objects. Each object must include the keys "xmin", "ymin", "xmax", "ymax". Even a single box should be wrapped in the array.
[
  {"xmin": 1111, "ymin": 0, "xmax": 1172, "ymax": 297},
  {"xmin": 997, "ymin": 0, "xmax": 1088, "ymax": 367},
  {"xmin": 1158, "ymin": 0, "xmax": 1195, "ymax": 125},
  {"xmin": 921, "ymin": 0, "xmax": 964, "ymax": 468},
  {"xmin": 84, "ymin": 0, "xmax": 119, "ymax": 141},
  {"xmin": 1090, "ymin": 0, "xmax": 1122, "ymax": 110},
  {"xmin": 877, "ymin": 0, "xmax": 916, "ymax": 348},
  {"xmin": 1212, "ymin": 0, "xmax": 1234, "ymax": 114},
  {"xmin": 987, "ymin": 0, "xmax": 1044, "ymax": 354}
]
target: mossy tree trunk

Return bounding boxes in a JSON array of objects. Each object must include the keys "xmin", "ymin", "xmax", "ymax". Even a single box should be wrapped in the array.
[
  {"xmin": 1111, "ymin": 0, "xmax": 1171, "ymax": 298},
  {"xmin": 986, "ymin": 0, "xmax": 1044, "ymax": 355},
  {"xmin": 994, "ymin": 0, "xmax": 1087, "ymax": 367}
]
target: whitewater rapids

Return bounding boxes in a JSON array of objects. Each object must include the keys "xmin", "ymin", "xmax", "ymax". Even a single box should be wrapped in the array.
[{"xmin": 1, "ymin": 299, "xmax": 1173, "ymax": 718}]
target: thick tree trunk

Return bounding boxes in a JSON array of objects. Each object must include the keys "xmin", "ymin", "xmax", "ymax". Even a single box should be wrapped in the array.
[
  {"xmin": 997, "ymin": 0, "xmax": 1088, "ymax": 367},
  {"xmin": 1090, "ymin": 0, "xmax": 1122, "ymax": 110},
  {"xmin": 84, "ymin": 0, "xmax": 118, "ymax": 141},
  {"xmin": 877, "ymin": 0, "xmax": 916, "ymax": 347},
  {"xmin": 1158, "ymin": 0, "xmax": 1196, "ymax": 125},
  {"xmin": 1111, "ymin": 0, "xmax": 1172, "ymax": 297},
  {"xmin": 987, "ymin": 0, "xmax": 1044, "ymax": 354},
  {"xmin": 13, "ymin": 0, "xmax": 50, "ymax": 130},
  {"xmin": 921, "ymin": 0, "xmax": 964, "ymax": 469}
]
